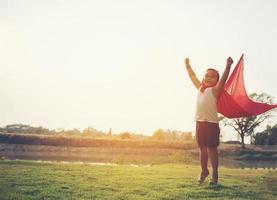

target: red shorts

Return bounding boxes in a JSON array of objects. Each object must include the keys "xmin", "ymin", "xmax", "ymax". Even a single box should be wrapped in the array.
[{"xmin": 196, "ymin": 121, "xmax": 220, "ymax": 148}]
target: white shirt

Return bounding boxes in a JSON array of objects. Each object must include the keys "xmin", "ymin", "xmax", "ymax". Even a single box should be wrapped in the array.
[{"xmin": 195, "ymin": 87, "xmax": 219, "ymax": 123}]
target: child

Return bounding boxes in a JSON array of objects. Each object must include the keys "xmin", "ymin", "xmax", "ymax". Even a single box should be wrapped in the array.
[{"xmin": 184, "ymin": 57, "xmax": 233, "ymax": 185}]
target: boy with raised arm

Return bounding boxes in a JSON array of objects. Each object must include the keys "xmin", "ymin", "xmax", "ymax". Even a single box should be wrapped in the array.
[{"xmin": 184, "ymin": 57, "xmax": 233, "ymax": 185}]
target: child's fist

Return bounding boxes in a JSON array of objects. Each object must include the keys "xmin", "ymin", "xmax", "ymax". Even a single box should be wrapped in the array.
[
  {"xmin": 185, "ymin": 58, "xmax": 190, "ymax": 65},
  {"xmin": 227, "ymin": 57, "xmax": 233, "ymax": 67}
]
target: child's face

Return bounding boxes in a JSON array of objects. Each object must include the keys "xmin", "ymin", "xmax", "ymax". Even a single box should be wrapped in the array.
[{"xmin": 203, "ymin": 70, "xmax": 219, "ymax": 87}]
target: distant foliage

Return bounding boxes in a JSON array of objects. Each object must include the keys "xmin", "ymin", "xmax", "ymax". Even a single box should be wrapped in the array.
[
  {"xmin": 0, "ymin": 124, "xmax": 194, "ymax": 142},
  {"xmin": 0, "ymin": 124, "xmax": 50, "ymax": 134},
  {"xmin": 152, "ymin": 129, "xmax": 193, "ymax": 141},
  {"xmin": 82, "ymin": 127, "xmax": 106, "ymax": 137},
  {"xmin": 152, "ymin": 129, "xmax": 166, "ymax": 140},
  {"xmin": 119, "ymin": 132, "xmax": 131, "ymax": 139},
  {"xmin": 253, "ymin": 125, "xmax": 277, "ymax": 145},
  {"xmin": 0, "ymin": 133, "xmax": 196, "ymax": 149},
  {"xmin": 0, "ymin": 124, "xmax": 108, "ymax": 138}
]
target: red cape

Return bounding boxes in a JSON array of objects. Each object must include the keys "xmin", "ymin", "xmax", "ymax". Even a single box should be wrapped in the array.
[{"xmin": 217, "ymin": 54, "xmax": 277, "ymax": 118}]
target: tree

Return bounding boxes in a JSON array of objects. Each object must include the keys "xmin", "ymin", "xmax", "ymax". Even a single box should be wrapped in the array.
[
  {"xmin": 152, "ymin": 129, "xmax": 166, "ymax": 140},
  {"xmin": 1, "ymin": 124, "xmax": 50, "ymax": 134},
  {"xmin": 119, "ymin": 132, "xmax": 131, "ymax": 139},
  {"xmin": 83, "ymin": 126, "xmax": 106, "ymax": 137},
  {"xmin": 223, "ymin": 93, "xmax": 275, "ymax": 149},
  {"xmin": 108, "ymin": 128, "xmax": 112, "ymax": 137},
  {"xmin": 253, "ymin": 124, "xmax": 277, "ymax": 145},
  {"xmin": 180, "ymin": 132, "xmax": 193, "ymax": 141}
]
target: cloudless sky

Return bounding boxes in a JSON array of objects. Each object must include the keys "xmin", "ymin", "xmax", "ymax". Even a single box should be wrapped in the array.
[{"xmin": 1, "ymin": 0, "xmax": 276, "ymax": 141}]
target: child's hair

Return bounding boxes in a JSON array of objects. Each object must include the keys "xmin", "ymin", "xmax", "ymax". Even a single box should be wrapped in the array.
[{"xmin": 206, "ymin": 68, "xmax": 220, "ymax": 81}]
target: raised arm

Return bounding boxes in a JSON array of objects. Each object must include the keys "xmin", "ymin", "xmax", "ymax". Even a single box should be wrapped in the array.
[
  {"xmin": 213, "ymin": 57, "xmax": 233, "ymax": 98},
  {"xmin": 184, "ymin": 58, "xmax": 201, "ymax": 89}
]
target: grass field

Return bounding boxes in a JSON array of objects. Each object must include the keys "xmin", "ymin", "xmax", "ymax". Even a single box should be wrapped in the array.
[{"xmin": 0, "ymin": 160, "xmax": 276, "ymax": 200}]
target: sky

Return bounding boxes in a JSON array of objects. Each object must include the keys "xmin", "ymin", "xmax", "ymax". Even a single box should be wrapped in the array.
[{"xmin": 1, "ymin": 0, "xmax": 277, "ymax": 141}]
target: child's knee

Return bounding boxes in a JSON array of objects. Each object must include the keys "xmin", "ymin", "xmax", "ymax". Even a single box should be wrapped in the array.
[
  {"xmin": 199, "ymin": 146, "xmax": 208, "ymax": 152},
  {"xmin": 207, "ymin": 147, "xmax": 218, "ymax": 153}
]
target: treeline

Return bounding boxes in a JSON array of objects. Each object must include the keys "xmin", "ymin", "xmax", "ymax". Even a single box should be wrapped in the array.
[
  {"xmin": 0, "ymin": 124, "xmax": 193, "ymax": 142},
  {"xmin": 253, "ymin": 125, "xmax": 277, "ymax": 145},
  {"xmin": 0, "ymin": 133, "xmax": 196, "ymax": 150}
]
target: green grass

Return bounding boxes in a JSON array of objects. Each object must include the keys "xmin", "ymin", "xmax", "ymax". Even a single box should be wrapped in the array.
[{"xmin": 0, "ymin": 160, "xmax": 276, "ymax": 200}]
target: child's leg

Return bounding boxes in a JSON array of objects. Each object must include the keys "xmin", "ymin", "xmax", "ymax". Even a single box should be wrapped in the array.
[
  {"xmin": 198, "ymin": 146, "xmax": 209, "ymax": 184},
  {"xmin": 207, "ymin": 147, "xmax": 218, "ymax": 183},
  {"xmin": 199, "ymin": 146, "xmax": 209, "ymax": 173}
]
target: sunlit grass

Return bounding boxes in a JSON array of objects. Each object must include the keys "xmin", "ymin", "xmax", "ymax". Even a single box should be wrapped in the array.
[{"xmin": 0, "ymin": 160, "xmax": 276, "ymax": 200}]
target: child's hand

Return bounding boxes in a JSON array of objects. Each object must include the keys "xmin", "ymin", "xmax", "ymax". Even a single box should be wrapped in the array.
[
  {"xmin": 226, "ymin": 57, "xmax": 233, "ymax": 67},
  {"xmin": 185, "ymin": 58, "xmax": 190, "ymax": 66}
]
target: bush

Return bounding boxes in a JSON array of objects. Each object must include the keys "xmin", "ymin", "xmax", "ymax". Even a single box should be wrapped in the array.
[{"xmin": 119, "ymin": 132, "xmax": 131, "ymax": 140}]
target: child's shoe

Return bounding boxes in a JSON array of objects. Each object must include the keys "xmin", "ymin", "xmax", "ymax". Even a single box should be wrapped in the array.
[
  {"xmin": 209, "ymin": 173, "xmax": 218, "ymax": 185},
  {"xmin": 198, "ymin": 170, "xmax": 209, "ymax": 184}
]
